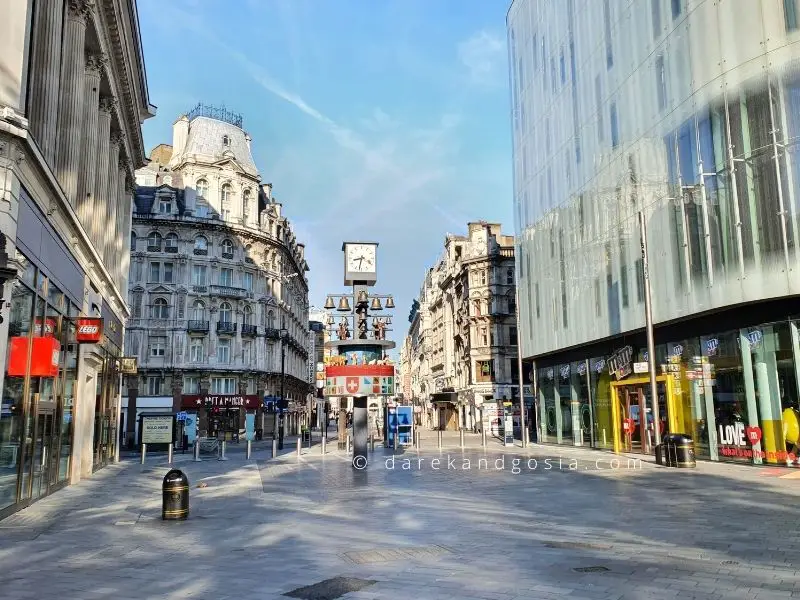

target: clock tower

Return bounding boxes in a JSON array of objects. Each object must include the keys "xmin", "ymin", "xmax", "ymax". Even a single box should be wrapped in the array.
[{"xmin": 342, "ymin": 241, "xmax": 378, "ymax": 286}]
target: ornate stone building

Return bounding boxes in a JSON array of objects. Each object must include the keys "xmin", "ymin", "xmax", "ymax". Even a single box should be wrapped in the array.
[
  {"xmin": 0, "ymin": 0, "xmax": 153, "ymax": 517},
  {"xmin": 125, "ymin": 106, "xmax": 311, "ymax": 444},
  {"xmin": 406, "ymin": 222, "xmax": 518, "ymax": 431}
]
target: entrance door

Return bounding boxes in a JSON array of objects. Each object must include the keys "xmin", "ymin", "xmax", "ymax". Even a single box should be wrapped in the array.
[
  {"xmin": 30, "ymin": 410, "xmax": 55, "ymax": 500},
  {"xmin": 618, "ymin": 381, "xmax": 669, "ymax": 454}
]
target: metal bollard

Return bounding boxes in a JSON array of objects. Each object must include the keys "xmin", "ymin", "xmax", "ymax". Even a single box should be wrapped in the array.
[
  {"xmin": 167, "ymin": 442, "xmax": 173, "ymax": 465},
  {"xmin": 370, "ymin": 434, "xmax": 375, "ymax": 452},
  {"xmin": 193, "ymin": 440, "xmax": 201, "ymax": 462},
  {"xmin": 321, "ymin": 436, "xmax": 326, "ymax": 455},
  {"xmin": 482, "ymin": 428, "xmax": 487, "ymax": 448},
  {"xmin": 272, "ymin": 439, "xmax": 277, "ymax": 458},
  {"xmin": 415, "ymin": 431, "xmax": 421, "ymax": 450},
  {"xmin": 437, "ymin": 430, "xmax": 442, "ymax": 450},
  {"xmin": 218, "ymin": 440, "xmax": 228, "ymax": 461},
  {"xmin": 393, "ymin": 433, "xmax": 398, "ymax": 451},
  {"xmin": 246, "ymin": 439, "xmax": 252, "ymax": 460},
  {"xmin": 347, "ymin": 435, "xmax": 352, "ymax": 453},
  {"xmin": 141, "ymin": 443, "xmax": 147, "ymax": 465},
  {"xmin": 460, "ymin": 429, "xmax": 465, "ymax": 449}
]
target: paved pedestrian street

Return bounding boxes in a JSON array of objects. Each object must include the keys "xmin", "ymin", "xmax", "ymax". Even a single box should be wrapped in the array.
[{"xmin": 1, "ymin": 436, "xmax": 800, "ymax": 600}]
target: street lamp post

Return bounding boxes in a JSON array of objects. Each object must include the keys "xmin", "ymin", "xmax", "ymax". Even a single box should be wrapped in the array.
[{"xmin": 278, "ymin": 324, "xmax": 288, "ymax": 450}]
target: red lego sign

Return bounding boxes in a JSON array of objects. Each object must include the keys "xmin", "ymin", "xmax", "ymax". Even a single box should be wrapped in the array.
[
  {"xmin": 7, "ymin": 337, "xmax": 60, "ymax": 377},
  {"xmin": 75, "ymin": 318, "xmax": 103, "ymax": 343}
]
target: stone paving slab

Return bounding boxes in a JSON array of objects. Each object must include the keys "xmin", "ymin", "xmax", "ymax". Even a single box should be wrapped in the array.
[{"xmin": 0, "ymin": 440, "xmax": 798, "ymax": 599}]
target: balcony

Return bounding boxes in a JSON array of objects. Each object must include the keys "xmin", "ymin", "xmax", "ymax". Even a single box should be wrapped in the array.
[
  {"xmin": 222, "ymin": 251, "xmax": 234, "ymax": 259},
  {"xmin": 192, "ymin": 285, "xmax": 207, "ymax": 293},
  {"xmin": 165, "ymin": 245, "xmax": 178, "ymax": 253},
  {"xmin": 265, "ymin": 328, "xmax": 281, "ymax": 340},
  {"xmin": 209, "ymin": 284, "xmax": 247, "ymax": 298},
  {"xmin": 187, "ymin": 320, "xmax": 209, "ymax": 333},
  {"xmin": 147, "ymin": 245, "xmax": 161, "ymax": 252},
  {"xmin": 245, "ymin": 257, "xmax": 255, "ymax": 264},
  {"xmin": 216, "ymin": 321, "xmax": 237, "ymax": 335},
  {"xmin": 193, "ymin": 248, "xmax": 208, "ymax": 256},
  {"xmin": 241, "ymin": 324, "xmax": 258, "ymax": 337}
]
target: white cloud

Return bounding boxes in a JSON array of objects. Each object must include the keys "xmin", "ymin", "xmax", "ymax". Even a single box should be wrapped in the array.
[{"xmin": 458, "ymin": 30, "xmax": 506, "ymax": 87}]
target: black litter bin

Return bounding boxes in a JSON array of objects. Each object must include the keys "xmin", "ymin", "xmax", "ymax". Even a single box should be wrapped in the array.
[
  {"xmin": 671, "ymin": 434, "xmax": 696, "ymax": 468},
  {"xmin": 162, "ymin": 469, "xmax": 190, "ymax": 520},
  {"xmin": 662, "ymin": 435, "xmax": 677, "ymax": 467},
  {"xmin": 654, "ymin": 442, "xmax": 664, "ymax": 466}
]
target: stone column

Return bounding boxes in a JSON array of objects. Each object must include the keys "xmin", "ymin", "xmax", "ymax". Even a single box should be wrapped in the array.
[
  {"xmin": 112, "ymin": 157, "xmax": 126, "ymax": 283},
  {"xmin": 55, "ymin": 0, "xmax": 92, "ymax": 205},
  {"xmin": 93, "ymin": 99, "xmax": 113, "ymax": 251},
  {"xmin": 76, "ymin": 53, "xmax": 104, "ymax": 231},
  {"xmin": 119, "ymin": 177, "xmax": 135, "ymax": 294},
  {"xmin": 103, "ymin": 132, "xmax": 122, "ymax": 265},
  {"xmin": 28, "ymin": 0, "xmax": 65, "ymax": 164}
]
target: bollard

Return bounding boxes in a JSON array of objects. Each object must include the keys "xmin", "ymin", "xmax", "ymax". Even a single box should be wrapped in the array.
[
  {"xmin": 437, "ymin": 430, "xmax": 442, "ymax": 450},
  {"xmin": 167, "ymin": 442, "xmax": 173, "ymax": 465},
  {"xmin": 193, "ymin": 440, "xmax": 201, "ymax": 462},
  {"xmin": 218, "ymin": 440, "xmax": 228, "ymax": 461},
  {"xmin": 297, "ymin": 437, "xmax": 302, "ymax": 457},
  {"xmin": 482, "ymin": 428, "xmax": 487, "ymax": 448},
  {"xmin": 162, "ymin": 469, "xmax": 190, "ymax": 520},
  {"xmin": 393, "ymin": 433, "xmax": 398, "ymax": 451},
  {"xmin": 246, "ymin": 439, "xmax": 252, "ymax": 460},
  {"xmin": 272, "ymin": 439, "xmax": 277, "ymax": 458},
  {"xmin": 347, "ymin": 435, "xmax": 352, "ymax": 453},
  {"xmin": 460, "ymin": 429, "xmax": 465, "ymax": 449},
  {"xmin": 321, "ymin": 435, "xmax": 327, "ymax": 455},
  {"xmin": 370, "ymin": 434, "xmax": 375, "ymax": 452},
  {"xmin": 141, "ymin": 443, "xmax": 147, "ymax": 465},
  {"xmin": 415, "ymin": 431, "xmax": 421, "ymax": 450}
]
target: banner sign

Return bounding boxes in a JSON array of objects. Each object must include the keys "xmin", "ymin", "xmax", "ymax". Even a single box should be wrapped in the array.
[
  {"xmin": 141, "ymin": 415, "xmax": 173, "ymax": 444},
  {"xmin": 324, "ymin": 364, "xmax": 395, "ymax": 397},
  {"xmin": 181, "ymin": 394, "xmax": 261, "ymax": 409},
  {"xmin": 75, "ymin": 317, "xmax": 103, "ymax": 343}
]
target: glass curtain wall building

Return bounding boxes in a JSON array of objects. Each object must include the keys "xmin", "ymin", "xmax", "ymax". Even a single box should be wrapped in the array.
[{"xmin": 508, "ymin": 0, "xmax": 800, "ymax": 466}]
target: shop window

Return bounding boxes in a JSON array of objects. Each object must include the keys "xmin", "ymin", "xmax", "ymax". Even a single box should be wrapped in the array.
[{"xmin": 476, "ymin": 360, "xmax": 493, "ymax": 383}]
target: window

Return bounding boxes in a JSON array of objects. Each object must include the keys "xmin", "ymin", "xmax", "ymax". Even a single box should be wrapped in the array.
[
  {"xmin": 473, "ymin": 300, "xmax": 481, "ymax": 317},
  {"xmin": 243, "ymin": 341, "xmax": 252, "ymax": 363},
  {"xmin": 595, "ymin": 76, "xmax": 604, "ymax": 142},
  {"xmin": 510, "ymin": 327, "xmax": 518, "ymax": 345},
  {"xmin": 151, "ymin": 297, "xmax": 169, "ymax": 319},
  {"xmin": 211, "ymin": 377, "xmax": 236, "ymax": 394},
  {"xmin": 196, "ymin": 179, "xmax": 208, "ymax": 199},
  {"xmin": 222, "ymin": 239, "xmax": 234, "ymax": 257},
  {"xmin": 132, "ymin": 291, "xmax": 143, "ymax": 318},
  {"xmin": 656, "ymin": 55, "xmax": 667, "ymax": 111},
  {"xmin": 221, "ymin": 183, "xmax": 232, "ymax": 204},
  {"xmin": 508, "ymin": 294, "xmax": 516, "ymax": 314},
  {"xmin": 147, "ymin": 376, "xmax": 162, "ymax": 396},
  {"xmin": 184, "ymin": 376, "xmax": 200, "ymax": 393},
  {"xmin": 158, "ymin": 198, "xmax": 172, "ymax": 214},
  {"xmin": 149, "ymin": 336, "xmax": 166, "ymax": 357},
  {"xmin": 242, "ymin": 272, "xmax": 253, "ymax": 291},
  {"xmin": 475, "ymin": 360, "xmax": 493, "ymax": 383},
  {"xmin": 559, "ymin": 49, "xmax": 566, "ymax": 85},
  {"xmin": 534, "ymin": 283, "xmax": 541, "ymax": 319},
  {"xmin": 222, "ymin": 135, "xmax": 230, "ymax": 147},
  {"xmin": 130, "ymin": 232, "xmax": 137, "ymax": 251},
  {"xmin": 194, "ymin": 236, "xmax": 208, "ymax": 254},
  {"xmin": 243, "ymin": 189, "xmax": 251, "ymax": 215},
  {"xmin": 481, "ymin": 327, "xmax": 488, "ymax": 346},
  {"xmin": 243, "ymin": 305, "xmax": 253, "ymax": 325},
  {"xmin": 786, "ymin": 0, "xmax": 799, "ymax": 31},
  {"xmin": 480, "ymin": 270, "xmax": 486, "ymax": 285},
  {"xmin": 671, "ymin": 0, "xmax": 682, "ymax": 19},
  {"xmin": 603, "ymin": 0, "xmax": 613, "ymax": 68},
  {"xmin": 189, "ymin": 338, "xmax": 204, "ymax": 362},
  {"xmin": 217, "ymin": 339, "xmax": 231, "ymax": 364},
  {"xmin": 595, "ymin": 278, "xmax": 601, "ymax": 317},
  {"xmin": 267, "ymin": 310, "xmax": 275, "ymax": 329},
  {"xmin": 163, "ymin": 262, "xmax": 173, "ymax": 284},
  {"xmin": 219, "ymin": 268, "xmax": 233, "ymax": 287},
  {"xmin": 192, "ymin": 265, "xmax": 206, "ymax": 285},
  {"xmin": 165, "ymin": 233, "xmax": 178, "ymax": 252},
  {"xmin": 191, "ymin": 300, "xmax": 205, "ymax": 321},
  {"xmin": 149, "ymin": 262, "xmax": 161, "ymax": 282},
  {"xmin": 219, "ymin": 301, "xmax": 233, "ymax": 323},
  {"xmin": 147, "ymin": 232, "xmax": 162, "ymax": 251},
  {"xmin": 610, "ymin": 102, "xmax": 619, "ymax": 148},
  {"xmin": 506, "ymin": 268, "xmax": 514, "ymax": 284},
  {"xmin": 652, "ymin": 0, "xmax": 662, "ymax": 37},
  {"xmin": 221, "ymin": 208, "xmax": 231, "ymax": 221},
  {"xmin": 635, "ymin": 258, "xmax": 645, "ymax": 303}
]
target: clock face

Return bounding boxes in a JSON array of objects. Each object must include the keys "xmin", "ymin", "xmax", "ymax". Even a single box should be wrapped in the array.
[{"xmin": 346, "ymin": 244, "xmax": 376, "ymax": 272}]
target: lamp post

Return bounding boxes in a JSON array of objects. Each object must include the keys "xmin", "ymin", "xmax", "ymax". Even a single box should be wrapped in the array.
[{"xmin": 279, "ymin": 324, "xmax": 288, "ymax": 450}]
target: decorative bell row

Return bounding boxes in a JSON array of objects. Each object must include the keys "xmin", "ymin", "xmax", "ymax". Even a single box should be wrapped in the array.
[{"xmin": 324, "ymin": 294, "xmax": 395, "ymax": 312}]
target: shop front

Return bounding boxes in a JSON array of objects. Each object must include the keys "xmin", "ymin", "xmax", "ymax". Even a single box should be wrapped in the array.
[
  {"xmin": 180, "ymin": 394, "xmax": 262, "ymax": 443},
  {"xmin": 534, "ymin": 316, "xmax": 800, "ymax": 467}
]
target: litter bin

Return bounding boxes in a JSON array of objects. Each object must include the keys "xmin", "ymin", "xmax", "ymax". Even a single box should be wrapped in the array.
[
  {"xmin": 162, "ymin": 469, "xmax": 189, "ymax": 520},
  {"xmin": 671, "ymin": 434, "xmax": 696, "ymax": 468},
  {"xmin": 654, "ymin": 442, "xmax": 664, "ymax": 466}
]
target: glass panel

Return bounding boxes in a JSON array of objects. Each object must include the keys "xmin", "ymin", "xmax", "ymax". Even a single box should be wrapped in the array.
[
  {"xmin": 589, "ymin": 357, "xmax": 613, "ymax": 449},
  {"xmin": 538, "ymin": 367, "xmax": 555, "ymax": 443},
  {"xmin": 59, "ymin": 319, "xmax": 77, "ymax": 482},
  {"xmin": 557, "ymin": 364, "xmax": 572, "ymax": 444}
]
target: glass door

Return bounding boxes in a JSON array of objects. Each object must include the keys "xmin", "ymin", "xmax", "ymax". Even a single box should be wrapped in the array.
[{"xmin": 30, "ymin": 409, "xmax": 55, "ymax": 500}]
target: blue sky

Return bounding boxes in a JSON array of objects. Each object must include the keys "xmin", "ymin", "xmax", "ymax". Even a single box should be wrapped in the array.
[{"xmin": 138, "ymin": 0, "xmax": 514, "ymax": 342}]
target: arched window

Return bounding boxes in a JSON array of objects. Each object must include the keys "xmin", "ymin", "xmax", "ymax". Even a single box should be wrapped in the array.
[
  {"xmin": 147, "ymin": 232, "xmax": 162, "ymax": 251},
  {"xmin": 165, "ymin": 232, "xmax": 178, "ymax": 252},
  {"xmin": 130, "ymin": 231, "xmax": 137, "ymax": 251},
  {"xmin": 219, "ymin": 302, "xmax": 233, "ymax": 323},
  {"xmin": 267, "ymin": 310, "xmax": 275, "ymax": 329},
  {"xmin": 221, "ymin": 239, "xmax": 234, "ymax": 257},
  {"xmin": 243, "ymin": 305, "xmax": 253, "ymax": 326},
  {"xmin": 222, "ymin": 135, "xmax": 230, "ymax": 147},
  {"xmin": 152, "ymin": 297, "xmax": 169, "ymax": 319},
  {"xmin": 194, "ymin": 236, "xmax": 208, "ymax": 255},
  {"xmin": 221, "ymin": 183, "xmax": 232, "ymax": 204},
  {"xmin": 196, "ymin": 179, "xmax": 208, "ymax": 199},
  {"xmin": 243, "ymin": 189, "xmax": 251, "ymax": 216},
  {"xmin": 191, "ymin": 300, "xmax": 205, "ymax": 321}
]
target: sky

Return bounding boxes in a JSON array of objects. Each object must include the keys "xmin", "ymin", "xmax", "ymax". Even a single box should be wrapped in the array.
[{"xmin": 137, "ymin": 0, "xmax": 515, "ymax": 348}]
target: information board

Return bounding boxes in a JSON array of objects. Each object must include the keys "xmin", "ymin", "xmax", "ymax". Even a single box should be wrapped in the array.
[{"xmin": 141, "ymin": 415, "xmax": 173, "ymax": 444}]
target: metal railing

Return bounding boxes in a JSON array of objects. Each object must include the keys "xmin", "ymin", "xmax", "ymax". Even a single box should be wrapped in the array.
[
  {"xmin": 187, "ymin": 320, "xmax": 209, "ymax": 332},
  {"xmin": 216, "ymin": 321, "xmax": 237, "ymax": 334},
  {"xmin": 209, "ymin": 284, "xmax": 247, "ymax": 298},
  {"xmin": 241, "ymin": 324, "xmax": 258, "ymax": 336}
]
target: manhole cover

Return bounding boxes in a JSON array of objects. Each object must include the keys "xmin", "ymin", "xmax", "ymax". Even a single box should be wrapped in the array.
[
  {"xmin": 573, "ymin": 566, "xmax": 609, "ymax": 573},
  {"xmin": 343, "ymin": 545, "xmax": 452, "ymax": 565},
  {"xmin": 721, "ymin": 560, "xmax": 739, "ymax": 565},
  {"xmin": 284, "ymin": 577, "xmax": 377, "ymax": 600}
]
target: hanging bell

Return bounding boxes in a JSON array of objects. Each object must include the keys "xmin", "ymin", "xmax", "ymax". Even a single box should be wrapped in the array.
[
  {"xmin": 370, "ymin": 297, "xmax": 382, "ymax": 311},
  {"xmin": 357, "ymin": 290, "xmax": 369, "ymax": 304},
  {"xmin": 385, "ymin": 296, "xmax": 396, "ymax": 309},
  {"xmin": 337, "ymin": 296, "xmax": 351, "ymax": 311},
  {"xmin": 324, "ymin": 296, "xmax": 335, "ymax": 310},
  {"xmin": 386, "ymin": 317, "xmax": 392, "ymax": 325},
  {"xmin": 372, "ymin": 317, "xmax": 379, "ymax": 328}
]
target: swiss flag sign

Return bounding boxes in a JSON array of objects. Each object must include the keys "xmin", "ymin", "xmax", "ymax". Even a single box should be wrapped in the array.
[{"xmin": 345, "ymin": 377, "xmax": 360, "ymax": 394}]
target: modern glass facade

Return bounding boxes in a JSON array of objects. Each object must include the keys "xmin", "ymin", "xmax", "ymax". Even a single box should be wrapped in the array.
[{"xmin": 509, "ymin": 0, "xmax": 800, "ymax": 464}]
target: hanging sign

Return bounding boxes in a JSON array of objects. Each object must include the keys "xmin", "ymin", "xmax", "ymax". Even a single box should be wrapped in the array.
[
  {"xmin": 607, "ymin": 346, "xmax": 633, "ymax": 380},
  {"xmin": 75, "ymin": 318, "xmax": 104, "ymax": 343},
  {"xmin": 120, "ymin": 357, "xmax": 138, "ymax": 374},
  {"xmin": 7, "ymin": 337, "xmax": 60, "ymax": 377}
]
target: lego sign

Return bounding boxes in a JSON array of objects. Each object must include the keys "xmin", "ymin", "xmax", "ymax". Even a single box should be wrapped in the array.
[
  {"xmin": 75, "ymin": 318, "xmax": 103, "ymax": 343},
  {"xmin": 7, "ymin": 337, "xmax": 60, "ymax": 377}
]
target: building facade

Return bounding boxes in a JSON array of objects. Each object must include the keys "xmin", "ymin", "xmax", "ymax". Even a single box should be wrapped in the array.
[
  {"xmin": 406, "ymin": 222, "xmax": 518, "ymax": 430},
  {"xmin": 509, "ymin": 0, "xmax": 800, "ymax": 465},
  {"xmin": 0, "ymin": 0, "xmax": 153, "ymax": 517},
  {"xmin": 126, "ymin": 106, "xmax": 310, "ymax": 444}
]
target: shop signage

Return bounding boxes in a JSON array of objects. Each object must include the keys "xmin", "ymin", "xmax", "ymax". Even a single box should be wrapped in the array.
[
  {"xmin": 7, "ymin": 337, "xmax": 60, "ymax": 377},
  {"xmin": 546, "ymin": 368, "xmax": 554, "ymax": 380},
  {"xmin": 141, "ymin": 415, "xmax": 173, "ymax": 444},
  {"xmin": 745, "ymin": 329, "xmax": 762, "ymax": 348},
  {"xmin": 718, "ymin": 422, "xmax": 761, "ymax": 447},
  {"xmin": 34, "ymin": 317, "xmax": 57, "ymax": 336},
  {"xmin": 633, "ymin": 362, "xmax": 648, "ymax": 374},
  {"xmin": 671, "ymin": 344, "xmax": 684, "ymax": 357},
  {"xmin": 75, "ymin": 317, "xmax": 103, "ymax": 343},
  {"xmin": 607, "ymin": 346, "xmax": 633, "ymax": 380},
  {"xmin": 593, "ymin": 359, "xmax": 605, "ymax": 373},
  {"xmin": 120, "ymin": 357, "xmax": 138, "ymax": 374},
  {"xmin": 559, "ymin": 365, "xmax": 570, "ymax": 379},
  {"xmin": 705, "ymin": 338, "xmax": 719, "ymax": 356},
  {"xmin": 576, "ymin": 362, "xmax": 586, "ymax": 376},
  {"xmin": 181, "ymin": 394, "xmax": 261, "ymax": 409}
]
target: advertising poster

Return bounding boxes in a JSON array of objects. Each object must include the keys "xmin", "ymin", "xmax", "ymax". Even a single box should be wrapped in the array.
[{"xmin": 141, "ymin": 415, "xmax": 173, "ymax": 444}]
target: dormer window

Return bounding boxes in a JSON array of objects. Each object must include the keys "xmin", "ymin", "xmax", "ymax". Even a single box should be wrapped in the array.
[
  {"xmin": 196, "ymin": 179, "xmax": 208, "ymax": 199},
  {"xmin": 158, "ymin": 198, "xmax": 172, "ymax": 214},
  {"xmin": 221, "ymin": 183, "xmax": 231, "ymax": 204},
  {"xmin": 222, "ymin": 135, "xmax": 230, "ymax": 147}
]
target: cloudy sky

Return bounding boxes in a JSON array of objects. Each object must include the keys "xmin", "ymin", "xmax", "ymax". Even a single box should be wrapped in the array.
[{"xmin": 138, "ymin": 0, "xmax": 514, "ymax": 344}]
